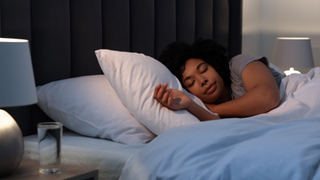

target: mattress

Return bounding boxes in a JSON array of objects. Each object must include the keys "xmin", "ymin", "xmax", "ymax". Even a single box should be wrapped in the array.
[{"xmin": 23, "ymin": 130, "xmax": 146, "ymax": 180}]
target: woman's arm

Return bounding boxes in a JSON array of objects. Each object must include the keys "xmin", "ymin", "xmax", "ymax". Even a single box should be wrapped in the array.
[
  {"xmin": 154, "ymin": 83, "xmax": 220, "ymax": 121},
  {"xmin": 185, "ymin": 100, "xmax": 220, "ymax": 121},
  {"xmin": 206, "ymin": 60, "xmax": 280, "ymax": 117}
]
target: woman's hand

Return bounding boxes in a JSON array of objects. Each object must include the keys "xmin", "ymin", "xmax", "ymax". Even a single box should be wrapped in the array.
[
  {"xmin": 153, "ymin": 83, "xmax": 191, "ymax": 110},
  {"xmin": 154, "ymin": 82, "xmax": 220, "ymax": 121}
]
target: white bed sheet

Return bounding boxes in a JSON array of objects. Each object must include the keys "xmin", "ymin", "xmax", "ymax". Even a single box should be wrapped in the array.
[
  {"xmin": 24, "ymin": 130, "xmax": 146, "ymax": 180},
  {"xmin": 120, "ymin": 67, "xmax": 320, "ymax": 180}
]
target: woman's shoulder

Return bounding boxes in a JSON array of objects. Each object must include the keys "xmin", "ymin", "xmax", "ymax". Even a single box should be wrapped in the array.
[
  {"xmin": 229, "ymin": 54, "xmax": 268, "ymax": 66},
  {"xmin": 229, "ymin": 54, "xmax": 268, "ymax": 76}
]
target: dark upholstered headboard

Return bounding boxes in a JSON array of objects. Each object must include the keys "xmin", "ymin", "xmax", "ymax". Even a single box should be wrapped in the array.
[{"xmin": 0, "ymin": 0, "xmax": 242, "ymax": 136}]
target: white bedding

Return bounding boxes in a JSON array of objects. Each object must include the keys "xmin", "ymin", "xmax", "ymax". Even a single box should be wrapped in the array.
[
  {"xmin": 23, "ymin": 130, "xmax": 146, "ymax": 180},
  {"xmin": 120, "ymin": 67, "xmax": 320, "ymax": 180}
]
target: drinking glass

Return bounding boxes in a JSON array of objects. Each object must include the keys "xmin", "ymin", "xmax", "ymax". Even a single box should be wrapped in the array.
[{"xmin": 37, "ymin": 122, "xmax": 63, "ymax": 174}]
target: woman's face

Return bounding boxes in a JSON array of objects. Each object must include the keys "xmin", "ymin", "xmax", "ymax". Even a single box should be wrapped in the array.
[{"xmin": 181, "ymin": 58, "xmax": 225, "ymax": 104}]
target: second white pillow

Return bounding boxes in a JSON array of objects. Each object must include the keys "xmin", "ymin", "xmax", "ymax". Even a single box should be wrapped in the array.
[{"xmin": 37, "ymin": 75, "xmax": 155, "ymax": 144}]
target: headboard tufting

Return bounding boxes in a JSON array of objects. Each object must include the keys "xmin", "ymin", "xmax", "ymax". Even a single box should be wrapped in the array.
[{"xmin": 0, "ymin": 0, "xmax": 242, "ymax": 136}]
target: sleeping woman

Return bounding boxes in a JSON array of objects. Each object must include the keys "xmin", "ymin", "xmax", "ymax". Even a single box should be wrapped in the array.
[{"xmin": 153, "ymin": 38, "xmax": 285, "ymax": 120}]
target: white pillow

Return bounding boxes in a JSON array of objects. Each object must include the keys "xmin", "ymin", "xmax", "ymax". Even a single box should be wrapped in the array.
[
  {"xmin": 95, "ymin": 49, "xmax": 212, "ymax": 135},
  {"xmin": 36, "ymin": 75, "xmax": 155, "ymax": 145}
]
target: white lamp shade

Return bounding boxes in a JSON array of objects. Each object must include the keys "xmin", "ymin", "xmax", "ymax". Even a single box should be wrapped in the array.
[
  {"xmin": 0, "ymin": 38, "xmax": 38, "ymax": 107},
  {"xmin": 272, "ymin": 37, "xmax": 314, "ymax": 68}
]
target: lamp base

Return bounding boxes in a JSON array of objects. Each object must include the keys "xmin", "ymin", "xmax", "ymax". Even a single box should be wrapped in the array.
[{"xmin": 0, "ymin": 109, "xmax": 24, "ymax": 177}]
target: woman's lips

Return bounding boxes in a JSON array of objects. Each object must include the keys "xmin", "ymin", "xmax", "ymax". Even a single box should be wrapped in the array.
[{"xmin": 205, "ymin": 83, "xmax": 216, "ymax": 94}]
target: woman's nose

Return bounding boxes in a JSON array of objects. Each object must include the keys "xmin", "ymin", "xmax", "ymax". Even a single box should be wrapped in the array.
[
  {"xmin": 200, "ymin": 78, "xmax": 208, "ymax": 86},
  {"xmin": 195, "ymin": 74, "xmax": 208, "ymax": 86}
]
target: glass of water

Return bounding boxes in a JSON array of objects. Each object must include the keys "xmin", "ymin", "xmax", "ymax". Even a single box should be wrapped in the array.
[{"xmin": 37, "ymin": 122, "xmax": 63, "ymax": 174}]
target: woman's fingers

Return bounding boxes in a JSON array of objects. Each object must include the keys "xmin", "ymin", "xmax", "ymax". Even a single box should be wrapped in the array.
[
  {"xmin": 153, "ymin": 83, "xmax": 161, "ymax": 98},
  {"xmin": 161, "ymin": 89, "xmax": 172, "ymax": 105},
  {"xmin": 167, "ymin": 93, "xmax": 173, "ymax": 107},
  {"xmin": 154, "ymin": 83, "xmax": 175, "ymax": 107},
  {"xmin": 154, "ymin": 87, "xmax": 188, "ymax": 111},
  {"xmin": 155, "ymin": 83, "xmax": 168, "ymax": 101}
]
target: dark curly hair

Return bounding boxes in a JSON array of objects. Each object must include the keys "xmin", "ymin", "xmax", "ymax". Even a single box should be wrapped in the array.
[{"xmin": 158, "ymin": 38, "xmax": 231, "ymax": 87}]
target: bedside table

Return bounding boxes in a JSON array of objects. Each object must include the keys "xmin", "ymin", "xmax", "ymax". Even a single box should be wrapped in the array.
[{"xmin": 1, "ymin": 158, "xmax": 98, "ymax": 180}]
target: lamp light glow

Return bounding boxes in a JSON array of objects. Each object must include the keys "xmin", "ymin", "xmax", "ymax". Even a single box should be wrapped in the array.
[
  {"xmin": 0, "ymin": 38, "xmax": 28, "ymax": 42},
  {"xmin": 284, "ymin": 67, "xmax": 301, "ymax": 76},
  {"xmin": 0, "ymin": 110, "xmax": 16, "ymax": 127}
]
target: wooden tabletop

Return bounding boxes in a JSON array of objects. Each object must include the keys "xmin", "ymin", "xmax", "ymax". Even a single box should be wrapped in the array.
[{"xmin": 1, "ymin": 158, "xmax": 98, "ymax": 180}]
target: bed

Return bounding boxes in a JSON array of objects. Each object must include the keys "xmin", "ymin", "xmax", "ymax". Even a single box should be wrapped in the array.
[{"xmin": 3, "ymin": 0, "xmax": 319, "ymax": 180}]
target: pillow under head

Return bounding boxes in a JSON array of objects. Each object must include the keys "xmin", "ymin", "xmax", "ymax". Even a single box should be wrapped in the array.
[{"xmin": 95, "ymin": 49, "xmax": 211, "ymax": 135}]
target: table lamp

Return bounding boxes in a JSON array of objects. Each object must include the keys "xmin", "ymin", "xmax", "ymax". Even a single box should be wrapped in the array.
[
  {"xmin": 272, "ymin": 37, "xmax": 314, "ymax": 76},
  {"xmin": 0, "ymin": 38, "xmax": 38, "ymax": 177}
]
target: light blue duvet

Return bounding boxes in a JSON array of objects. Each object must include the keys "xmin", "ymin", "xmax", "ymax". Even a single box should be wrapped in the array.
[{"xmin": 120, "ymin": 68, "xmax": 320, "ymax": 180}]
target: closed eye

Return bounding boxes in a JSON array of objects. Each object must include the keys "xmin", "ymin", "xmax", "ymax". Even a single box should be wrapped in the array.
[
  {"xmin": 187, "ymin": 81, "xmax": 195, "ymax": 87},
  {"xmin": 201, "ymin": 67, "xmax": 207, "ymax": 73},
  {"xmin": 198, "ymin": 63, "xmax": 208, "ymax": 74}
]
